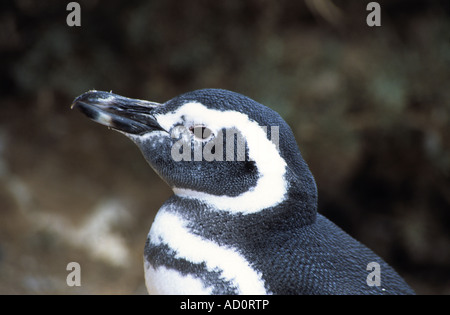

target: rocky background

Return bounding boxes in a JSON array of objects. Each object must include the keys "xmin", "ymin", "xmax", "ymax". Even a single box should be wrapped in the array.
[{"xmin": 0, "ymin": 0, "xmax": 449, "ymax": 294}]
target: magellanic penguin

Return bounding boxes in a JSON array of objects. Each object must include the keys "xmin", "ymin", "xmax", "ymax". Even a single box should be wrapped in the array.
[{"xmin": 72, "ymin": 88, "xmax": 414, "ymax": 295}]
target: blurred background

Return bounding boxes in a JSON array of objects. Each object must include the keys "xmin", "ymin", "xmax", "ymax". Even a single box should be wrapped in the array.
[{"xmin": 0, "ymin": 0, "xmax": 449, "ymax": 294}]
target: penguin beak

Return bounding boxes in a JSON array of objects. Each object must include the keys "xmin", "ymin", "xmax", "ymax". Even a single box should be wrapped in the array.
[{"xmin": 71, "ymin": 90, "xmax": 165, "ymax": 135}]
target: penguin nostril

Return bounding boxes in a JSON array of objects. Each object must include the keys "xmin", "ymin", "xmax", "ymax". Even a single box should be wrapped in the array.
[{"xmin": 190, "ymin": 125, "xmax": 213, "ymax": 140}]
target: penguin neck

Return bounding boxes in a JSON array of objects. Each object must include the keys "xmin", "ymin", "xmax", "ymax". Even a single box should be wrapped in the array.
[
  {"xmin": 281, "ymin": 172, "xmax": 318, "ymax": 227},
  {"xmin": 164, "ymin": 176, "xmax": 317, "ymax": 234}
]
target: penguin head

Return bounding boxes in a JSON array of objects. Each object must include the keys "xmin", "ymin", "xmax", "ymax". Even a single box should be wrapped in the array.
[{"xmin": 73, "ymin": 89, "xmax": 317, "ymax": 215}]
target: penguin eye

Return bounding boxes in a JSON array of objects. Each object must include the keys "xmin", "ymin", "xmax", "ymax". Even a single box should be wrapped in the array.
[{"xmin": 189, "ymin": 125, "xmax": 213, "ymax": 140}]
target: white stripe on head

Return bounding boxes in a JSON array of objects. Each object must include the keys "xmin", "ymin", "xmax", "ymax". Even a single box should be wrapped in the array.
[
  {"xmin": 147, "ymin": 209, "xmax": 269, "ymax": 295},
  {"xmin": 155, "ymin": 102, "xmax": 288, "ymax": 214}
]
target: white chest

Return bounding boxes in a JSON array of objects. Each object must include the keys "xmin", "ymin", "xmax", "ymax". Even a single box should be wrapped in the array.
[{"xmin": 143, "ymin": 210, "xmax": 269, "ymax": 295}]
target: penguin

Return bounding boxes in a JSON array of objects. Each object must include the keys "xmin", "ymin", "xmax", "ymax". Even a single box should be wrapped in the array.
[{"xmin": 72, "ymin": 88, "xmax": 414, "ymax": 295}]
